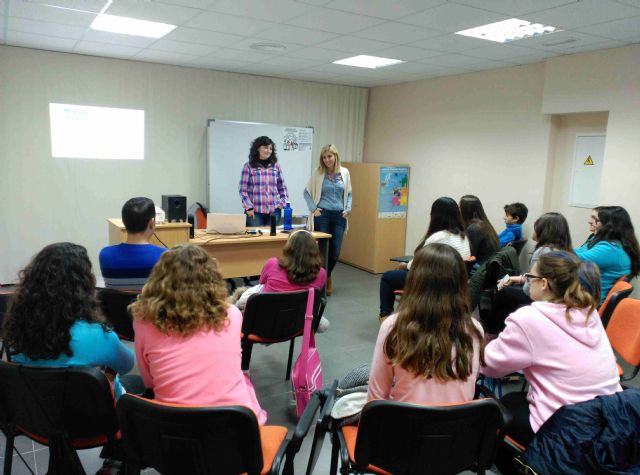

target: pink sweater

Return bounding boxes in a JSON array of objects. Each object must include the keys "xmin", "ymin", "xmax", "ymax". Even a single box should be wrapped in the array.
[
  {"xmin": 368, "ymin": 314, "xmax": 483, "ymax": 405},
  {"xmin": 259, "ymin": 257, "xmax": 326, "ymax": 293},
  {"xmin": 482, "ymin": 301, "xmax": 621, "ymax": 432},
  {"xmin": 133, "ymin": 306, "xmax": 267, "ymax": 425}
]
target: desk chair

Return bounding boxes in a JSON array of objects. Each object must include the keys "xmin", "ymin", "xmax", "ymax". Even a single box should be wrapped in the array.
[
  {"xmin": 0, "ymin": 363, "xmax": 122, "ymax": 475},
  {"xmin": 599, "ymin": 280, "xmax": 633, "ymax": 328},
  {"xmin": 507, "ymin": 238, "xmax": 528, "ymax": 256},
  {"xmin": 116, "ymin": 390, "xmax": 325, "ymax": 475},
  {"xmin": 606, "ymin": 298, "xmax": 640, "ymax": 383},
  {"xmin": 242, "ymin": 289, "xmax": 325, "ymax": 380},
  {"xmin": 98, "ymin": 288, "xmax": 139, "ymax": 341},
  {"xmin": 0, "ymin": 286, "xmax": 16, "ymax": 361}
]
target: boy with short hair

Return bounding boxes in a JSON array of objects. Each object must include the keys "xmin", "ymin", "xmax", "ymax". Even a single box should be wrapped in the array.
[{"xmin": 499, "ymin": 202, "xmax": 528, "ymax": 247}]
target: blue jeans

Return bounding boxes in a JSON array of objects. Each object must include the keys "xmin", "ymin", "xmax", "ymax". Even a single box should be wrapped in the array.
[
  {"xmin": 379, "ymin": 269, "xmax": 408, "ymax": 316},
  {"xmin": 314, "ymin": 210, "xmax": 346, "ymax": 276},
  {"xmin": 246, "ymin": 208, "xmax": 281, "ymax": 227}
]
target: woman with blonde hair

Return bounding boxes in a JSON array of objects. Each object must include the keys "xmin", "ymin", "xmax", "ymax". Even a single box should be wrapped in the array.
[
  {"xmin": 304, "ymin": 144, "xmax": 352, "ymax": 295},
  {"xmin": 368, "ymin": 243, "xmax": 484, "ymax": 404},
  {"xmin": 130, "ymin": 244, "xmax": 266, "ymax": 425}
]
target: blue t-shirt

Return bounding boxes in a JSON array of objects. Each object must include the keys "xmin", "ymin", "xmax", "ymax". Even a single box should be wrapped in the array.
[
  {"xmin": 12, "ymin": 320, "xmax": 135, "ymax": 399},
  {"xmin": 99, "ymin": 243, "xmax": 166, "ymax": 291},
  {"xmin": 575, "ymin": 240, "xmax": 631, "ymax": 304},
  {"xmin": 498, "ymin": 223, "xmax": 523, "ymax": 247}
]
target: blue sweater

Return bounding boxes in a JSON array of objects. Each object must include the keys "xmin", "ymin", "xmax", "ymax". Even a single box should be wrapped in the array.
[
  {"xmin": 498, "ymin": 223, "xmax": 523, "ymax": 247},
  {"xmin": 575, "ymin": 240, "xmax": 631, "ymax": 304},
  {"xmin": 99, "ymin": 243, "xmax": 166, "ymax": 291},
  {"xmin": 12, "ymin": 320, "xmax": 134, "ymax": 399}
]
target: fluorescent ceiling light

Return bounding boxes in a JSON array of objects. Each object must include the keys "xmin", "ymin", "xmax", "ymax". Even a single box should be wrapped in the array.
[
  {"xmin": 91, "ymin": 14, "xmax": 176, "ymax": 38},
  {"xmin": 333, "ymin": 55, "xmax": 404, "ymax": 69},
  {"xmin": 456, "ymin": 18, "xmax": 560, "ymax": 43}
]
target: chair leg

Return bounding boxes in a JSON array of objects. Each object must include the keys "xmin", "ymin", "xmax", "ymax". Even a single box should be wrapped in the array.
[
  {"xmin": 329, "ymin": 436, "xmax": 339, "ymax": 475},
  {"xmin": 286, "ymin": 339, "xmax": 295, "ymax": 381},
  {"xmin": 3, "ymin": 432, "xmax": 14, "ymax": 475},
  {"xmin": 241, "ymin": 341, "xmax": 254, "ymax": 371}
]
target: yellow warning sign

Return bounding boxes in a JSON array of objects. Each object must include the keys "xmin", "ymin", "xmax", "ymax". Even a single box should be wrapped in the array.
[{"xmin": 584, "ymin": 155, "xmax": 594, "ymax": 165}]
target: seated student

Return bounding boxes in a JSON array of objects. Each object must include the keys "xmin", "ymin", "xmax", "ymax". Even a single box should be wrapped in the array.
[
  {"xmin": 575, "ymin": 205, "xmax": 640, "ymax": 304},
  {"xmin": 379, "ymin": 197, "xmax": 470, "ymax": 320},
  {"xmin": 459, "ymin": 194, "xmax": 499, "ymax": 266},
  {"xmin": 481, "ymin": 252, "xmax": 620, "ymax": 473},
  {"xmin": 99, "ymin": 197, "xmax": 166, "ymax": 291},
  {"xmin": 232, "ymin": 229, "xmax": 329, "ymax": 330},
  {"xmin": 498, "ymin": 202, "xmax": 528, "ymax": 247},
  {"xmin": 3, "ymin": 242, "xmax": 135, "ymax": 399},
  {"xmin": 130, "ymin": 244, "xmax": 267, "ymax": 425},
  {"xmin": 369, "ymin": 243, "xmax": 484, "ymax": 404}
]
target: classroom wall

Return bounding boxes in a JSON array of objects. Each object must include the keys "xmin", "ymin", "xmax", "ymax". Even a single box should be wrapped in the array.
[{"xmin": 0, "ymin": 45, "xmax": 368, "ymax": 284}]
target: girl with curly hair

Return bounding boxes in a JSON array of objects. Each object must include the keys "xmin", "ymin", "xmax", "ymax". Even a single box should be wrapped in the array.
[
  {"xmin": 130, "ymin": 244, "xmax": 266, "ymax": 425},
  {"xmin": 3, "ymin": 242, "xmax": 134, "ymax": 398}
]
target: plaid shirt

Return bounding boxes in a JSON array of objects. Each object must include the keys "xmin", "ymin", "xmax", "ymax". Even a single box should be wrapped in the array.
[{"xmin": 239, "ymin": 161, "xmax": 289, "ymax": 214}]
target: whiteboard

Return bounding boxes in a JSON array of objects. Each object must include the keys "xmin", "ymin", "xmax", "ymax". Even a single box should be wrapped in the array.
[
  {"xmin": 569, "ymin": 134, "xmax": 606, "ymax": 208},
  {"xmin": 207, "ymin": 119, "xmax": 314, "ymax": 215}
]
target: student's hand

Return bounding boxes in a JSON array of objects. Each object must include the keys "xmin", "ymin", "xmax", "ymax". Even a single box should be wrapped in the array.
[
  {"xmin": 397, "ymin": 262, "xmax": 408, "ymax": 270},
  {"xmin": 247, "ymin": 209, "xmax": 255, "ymax": 219},
  {"xmin": 342, "ymin": 211, "xmax": 349, "ymax": 218},
  {"xmin": 313, "ymin": 208, "xmax": 323, "ymax": 217},
  {"xmin": 501, "ymin": 276, "xmax": 523, "ymax": 287}
]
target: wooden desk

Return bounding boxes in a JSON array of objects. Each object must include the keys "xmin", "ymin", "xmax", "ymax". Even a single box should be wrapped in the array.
[
  {"xmin": 190, "ymin": 231, "xmax": 331, "ymax": 279},
  {"xmin": 108, "ymin": 219, "xmax": 191, "ymax": 249}
]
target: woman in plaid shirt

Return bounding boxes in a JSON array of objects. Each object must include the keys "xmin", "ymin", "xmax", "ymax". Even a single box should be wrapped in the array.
[{"xmin": 238, "ymin": 136, "xmax": 289, "ymax": 227}]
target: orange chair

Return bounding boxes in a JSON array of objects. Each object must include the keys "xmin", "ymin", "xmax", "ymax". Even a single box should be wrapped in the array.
[
  {"xmin": 606, "ymin": 298, "xmax": 640, "ymax": 382},
  {"xmin": 599, "ymin": 280, "xmax": 633, "ymax": 328}
]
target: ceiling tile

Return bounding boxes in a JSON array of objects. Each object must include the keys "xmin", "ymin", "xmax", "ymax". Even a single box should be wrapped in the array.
[
  {"xmin": 260, "ymin": 55, "xmax": 320, "ymax": 69},
  {"xmin": 80, "ymin": 29, "xmax": 158, "ymax": 47},
  {"xmin": 557, "ymin": 38, "xmax": 629, "ymax": 54},
  {"xmin": 324, "ymin": 0, "xmax": 443, "ymax": 20},
  {"xmin": 612, "ymin": 0, "xmax": 640, "ymax": 6},
  {"xmin": 185, "ymin": 10, "xmax": 275, "ymax": 35},
  {"xmin": 575, "ymin": 16, "xmax": 640, "ymax": 42},
  {"xmin": 133, "ymin": 48, "xmax": 198, "ymax": 63},
  {"xmin": 371, "ymin": 44, "xmax": 441, "ymax": 61},
  {"xmin": 16, "ymin": 0, "xmax": 107, "ymax": 14},
  {"xmin": 420, "ymin": 52, "xmax": 505, "ymax": 69},
  {"xmin": 5, "ymin": 30, "xmax": 77, "ymax": 50},
  {"xmin": 257, "ymin": 24, "xmax": 338, "ymax": 46},
  {"xmin": 105, "ymin": 0, "xmax": 200, "ymax": 25},
  {"xmin": 397, "ymin": 3, "xmax": 509, "ymax": 32},
  {"xmin": 292, "ymin": 0, "xmax": 331, "ymax": 5},
  {"xmin": 448, "ymin": 0, "xmax": 580, "ymax": 16},
  {"xmin": 236, "ymin": 63, "xmax": 302, "ymax": 76},
  {"xmin": 7, "ymin": 1, "xmax": 96, "ymax": 27},
  {"xmin": 354, "ymin": 21, "xmax": 442, "ymax": 44},
  {"xmin": 155, "ymin": 0, "xmax": 219, "ymax": 8},
  {"xmin": 74, "ymin": 40, "xmax": 140, "ymax": 58},
  {"xmin": 148, "ymin": 38, "xmax": 215, "ymax": 55},
  {"xmin": 525, "ymin": 0, "xmax": 640, "ymax": 29},
  {"xmin": 206, "ymin": 47, "xmax": 274, "ymax": 62},
  {"xmin": 315, "ymin": 35, "xmax": 394, "ymax": 53},
  {"xmin": 380, "ymin": 60, "xmax": 453, "ymax": 74},
  {"xmin": 463, "ymin": 43, "xmax": 553, "ymax": 61},
  {"xmin": 285, "ymin": 6, "xmax": 383, "ymax": 34},
  {"xmin": 513, "ymin": 29, "xmax": 621, "ymax": 52},
  {"xmin": 228, "ymin": 37, "xmax": 306, "ymax": 55},
  {"xmin": 410, "ymin": 33, "xmax": 490, "ymax": 53},
  {"xmin": 163, "ymin": 27, "xmax": 243, "ymax": 47},
  {"xmin": 189, "ymin": 55, "xmax": 251, "ymax": 69},
  {"xmin": 287, "ymin": 45, "xmax": 348, "ymax": 61},
  {"xmin": 208, "ymin": 0, "xmax": 310, "ymax": 22},
  {"xmin": 7, "ymin": 17, "xmax": 87, "ymax": 40}
]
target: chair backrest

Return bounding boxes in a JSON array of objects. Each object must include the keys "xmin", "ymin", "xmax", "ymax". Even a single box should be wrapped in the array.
[
  {"xmin": 353, "ymin": 398, "xmax": 508, "ymax": 475},
  {"xmin": 0, "ymin": 285, "xmax": 17, "ymax": 325},
  {"xmin": 98, "ymin": 288, "xmax": 138, "ymax": 341},
  {"xmin": 243, "ymin": 289, "xmax": 322, "ymax": 340},
  {"xmin": 0, "ymin": 362, "xmax": 119, "ymax": 445},
  {"xmin": 599, "ymin": 280, "xmax": 633, "ymax": 327},
  {"xmin": 507, "ymin": 237, "xmax": 528, "ymax": 256},
  {"xmin": 606, "ymin": 298, "xmax": 640, "ymax": 369},
  {"xmin": 117, "ymin": 395, "xmax": 264, "ymax": 475}
]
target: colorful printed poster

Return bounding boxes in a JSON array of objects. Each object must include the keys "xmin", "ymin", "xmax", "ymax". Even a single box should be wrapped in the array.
[{"xmin": 378, "ymin": 166, "xmax": 409, "ymax": 218}]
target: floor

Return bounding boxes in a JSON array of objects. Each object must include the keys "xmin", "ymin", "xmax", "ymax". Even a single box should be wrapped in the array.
[{"xmin": 1, "ymin": 262, "xmax": 638, "ymax": 474}]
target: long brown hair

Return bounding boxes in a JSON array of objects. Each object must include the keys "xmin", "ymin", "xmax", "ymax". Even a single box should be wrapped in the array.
[
  {"xmin": 414, "ymin": 197, "xmax": 466, "ymax": 254},
  {"xmin": 384, "ymin": 243, "xmax": 484, "ymax": 381},
  {"xmin": 278, "ymin": 230, "xmax": 322, "ymax": 284},
  {"xmin": 130, "ymin": 244, "xmax": 228, "ymax": 336},
  {"xmin": 459, "ymin": 194, "xmax": 500, "ymax": 250}
]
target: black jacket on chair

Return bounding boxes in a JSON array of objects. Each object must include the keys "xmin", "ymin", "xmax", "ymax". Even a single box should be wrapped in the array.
[{"xmin": 521, "ymin": 388, "xmax": 640, "ymax": 475}]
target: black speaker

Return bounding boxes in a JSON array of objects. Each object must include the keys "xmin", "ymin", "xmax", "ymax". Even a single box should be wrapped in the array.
[{"xmin": 161, "ymin": 195, "xmax": 187, "ymax": 222}]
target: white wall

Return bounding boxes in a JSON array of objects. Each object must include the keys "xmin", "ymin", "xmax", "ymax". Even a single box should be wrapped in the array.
[{"xmin": 0, "ymin": 45, "xmax": 368, "ymax": 283}]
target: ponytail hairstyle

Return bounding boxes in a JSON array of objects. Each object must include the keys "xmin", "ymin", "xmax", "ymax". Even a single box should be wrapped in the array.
[
  {"xmin": 459, "ymin": 194, "xmax": 500, "ymax": 250},
  {"xmin": 533, "ymin": 212, "xmax": 573, "ymax": 251},
  {"xmin": 384, "ymin": 243, "xmax": 484, "ymax": 382},
  {"xmin": 414, "ymin": 197, "xmax": 466, "ymax": 254},
  {"xmin": 278, "ymin": 229, "xmax": 322, "ymax": 285},
  {"xmin": 535, "ymin": 251, "xmax": 599, "ymax": 320},
  {"xmin": 588, "ymin": 206, "xmax": 640, "ymax": 278}
]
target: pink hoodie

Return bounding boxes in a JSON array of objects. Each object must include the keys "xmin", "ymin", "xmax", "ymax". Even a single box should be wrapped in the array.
[{"xmin": 482, "ymin": 301, "xmax": 621, "ymax": 432}]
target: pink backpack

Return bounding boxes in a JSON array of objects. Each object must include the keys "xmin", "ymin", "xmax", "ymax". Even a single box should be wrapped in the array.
[{"xmin": 291, "ymin": 288, "xmax": 323, "ymax": 418}]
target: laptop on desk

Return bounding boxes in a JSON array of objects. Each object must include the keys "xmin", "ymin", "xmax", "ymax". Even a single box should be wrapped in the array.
[{"xmin": 206, "ymin": 213, "xmax": 246, "ymax": 235}]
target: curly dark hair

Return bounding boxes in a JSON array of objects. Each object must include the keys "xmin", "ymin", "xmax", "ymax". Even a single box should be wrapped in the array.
[
  {"xmin": 589, "ymin": 206, "xmax": 640, "ymax": 278},
  {"xmin": 248, "ymin": 136, "xmax": 278, "ymax": 168},
  {"xmin": 3, "ymin": 242, "xmax": 105, "ymax": 360}
]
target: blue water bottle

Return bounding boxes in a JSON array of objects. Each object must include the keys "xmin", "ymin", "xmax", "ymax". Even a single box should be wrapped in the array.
[{"xmin": 283, "ymin": 202, "xmax": 293, "ymax": 231}]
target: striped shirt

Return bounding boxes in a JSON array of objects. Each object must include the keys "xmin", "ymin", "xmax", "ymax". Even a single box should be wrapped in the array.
[
  {"xmin": 99, "ymin": 243, "xmax": 166, "ymax": 291},
  {"xmin": 239, "ymin": 161, "xmax": 288, "ymax": 214}
]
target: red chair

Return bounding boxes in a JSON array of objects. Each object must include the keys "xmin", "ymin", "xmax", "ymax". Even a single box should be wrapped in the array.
[
  {"xmin": 599, "ymin": 280, "xmax": 633, "ymax": 328},
  {"xmin": 606, "ymin": 298, "xmax": 640, "ymax": 382}
]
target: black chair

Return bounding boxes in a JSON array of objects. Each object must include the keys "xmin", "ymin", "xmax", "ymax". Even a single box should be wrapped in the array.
[
  {"xmin": 241, "ymin": 288, "xmax": 325, "ymax": 380},
  {"xmin": 0, "ymin": 286, "xmax": 16, "ymax": 361},
  {"xmin": 0, "ymin": 362, "xmax": 122, "ymax": 475},
  {"xmin": 599, "ymin": 280, "xmax": 633, "ymax": 328},
  {"xmin": 306, "ymin": 379, "xmax": 339, "ymax": 475},
  {"xmin": 116, "ymin": 390, "xmax": 325, "ymax": 475},
  {"xmin": 98, "ymin": 288, "xmax": 139, "ymax": 341},
  {"xmin": 329, "ymin": 396, "xmax": 511, "ymax": 475},
  {"xmin": 507, "ymin": 237, "xmax": 528, "ymax": 256}
]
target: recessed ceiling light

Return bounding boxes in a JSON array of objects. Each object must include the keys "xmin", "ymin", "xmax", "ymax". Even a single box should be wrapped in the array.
[
  {"xmin": 456, "ymin": 18, "xmax": 561, "ymax": 43},
  {"xmin": 91, "ymin": 14, "xmax": 176, "ymax": 39},
  {"xmin": 333, "ymin": 55, "xmax": 404, "ymax": 69},
  {"xmin": 250, "ymin": 43, "xmax": 287, "ymax": 52}
]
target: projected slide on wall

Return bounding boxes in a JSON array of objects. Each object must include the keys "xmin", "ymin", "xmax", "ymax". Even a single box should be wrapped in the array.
[{"xmin": 49, "ymin": 103, "xmax": 145, "ymax": 160}]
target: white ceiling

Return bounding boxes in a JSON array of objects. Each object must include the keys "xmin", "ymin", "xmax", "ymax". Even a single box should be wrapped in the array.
[{"xmin": 1, "ymin": 0, "xmax": 639, "ymax": 87}]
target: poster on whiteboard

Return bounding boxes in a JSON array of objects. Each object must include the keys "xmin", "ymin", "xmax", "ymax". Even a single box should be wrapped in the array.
[{"xmin": 569, "ymin": 134, "xmax": 606, "ymax": 208}]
